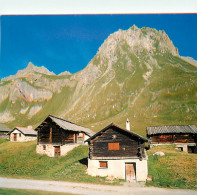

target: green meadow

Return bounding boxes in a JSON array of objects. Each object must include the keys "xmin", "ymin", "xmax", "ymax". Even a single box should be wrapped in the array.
[{"xmin": 0, "ymin": 139, "xmax": 196, "ymax": 190}]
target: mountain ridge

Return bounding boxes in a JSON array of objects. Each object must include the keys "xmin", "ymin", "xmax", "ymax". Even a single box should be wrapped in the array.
[
  {"xmin": 0, "ymin": 25, "xmax": 196, "ymax": 135},
  {"xmin": 1, "ymin": 62, "xmax": 56, "ymax": 82}
]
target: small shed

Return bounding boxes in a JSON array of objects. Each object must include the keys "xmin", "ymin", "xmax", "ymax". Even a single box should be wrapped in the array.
[
  {"xmin": 36, "ymin": 115, "xmax": 94, "ymax": 157},
  {"xmin": 0, "ymin": 124, "xmax": 11, "ymax": 138},
  {"xmin": 147, "ymin": 125, "xmax": 197, "ymax": 153},
  {"xmin": 8, "ymin": 126, "xmax": 37, "ymax": 142},
  {"xmin": 85, "ymin": 122, "xmax": 148, "ymax": 182}
]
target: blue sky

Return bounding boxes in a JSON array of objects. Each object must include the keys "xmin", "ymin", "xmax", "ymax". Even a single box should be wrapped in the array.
[{"xmin": 0, "ymin": 14, "xmax": 197, "ymax": 79}]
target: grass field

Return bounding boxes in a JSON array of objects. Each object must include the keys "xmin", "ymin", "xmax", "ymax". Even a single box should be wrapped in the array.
[
  {"xmin": 147, "ymin": 145, "xmax": 197, "ymax": 190},
  {"xmin": 0, "ymin": 188, "xmax": 76, "ymax": 195},
  {"xmin": 0, "ymin": 139, "xmax": 120, "ymax": 185},
  {"xmin": 0, "ymin": 139, "xmax": 196, "ymax": 190}
]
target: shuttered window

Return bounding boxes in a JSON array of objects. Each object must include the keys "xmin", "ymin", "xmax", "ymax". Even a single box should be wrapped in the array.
[
  {"xmin": 108, "ymin": 143, "xmax": 119, "ymax": 150},
  {"xmin": 99, "ymin": 161, "xmax": 108, "ymax": 168}
]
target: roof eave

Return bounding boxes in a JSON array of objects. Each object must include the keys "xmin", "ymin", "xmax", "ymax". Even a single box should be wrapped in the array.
[{"xmin": 85, "ymin": 123, "xmax": 148, "ymax": 142}]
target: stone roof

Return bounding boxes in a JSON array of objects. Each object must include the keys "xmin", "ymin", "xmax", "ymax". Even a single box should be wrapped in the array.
[
  {"xmin": 85, "ymin": 122, "xmax": 148, "ymax": 142},
  {"xmin": 8, "ymin": 127, "xmax": 37, "ymax": 135},
  {"xmin": 49, "ymin": 115, "xmax": 94, "ymax": 137},
  {"xmin": 147, "ymin": 125, "xmax": 197, "ymax": 136},
  {"xmin": 0, "ymin": 124, "xmax": 11, "ymax": 132}
]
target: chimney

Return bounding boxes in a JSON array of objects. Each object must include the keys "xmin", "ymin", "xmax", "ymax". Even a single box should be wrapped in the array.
[
  {"xmin": 126, "ymin": 118, "xmax": 130, "ymax": 131},
  {"xmin": 27, "ymin": 126, "xmax": 33, "ymax": 130}
]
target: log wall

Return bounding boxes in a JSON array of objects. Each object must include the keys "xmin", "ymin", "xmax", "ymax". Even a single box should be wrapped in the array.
[
  {"xmin": 37, "ymin": 117, "xmax": 85, "ymax": 145},
  {"xmin": 150, "ymin": 133, "xmax": 196, "ymax": 144},
  {"xmin": 90, "ymin": 127, "xmax": 145, "ymax": 159}
]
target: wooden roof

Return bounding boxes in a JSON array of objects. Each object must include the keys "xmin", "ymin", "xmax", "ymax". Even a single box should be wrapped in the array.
[
  {"xmin": 8, "ymin": 127, "xmax": 37, "ymax": 135},
  {"xmin": 85, "ymin": 123, "xmax": 148, "ymax": 142},
  {"xmin": 147, "ymin": 125, "xmax": 197, "ymax": 136},
  {"xmin": 47, "ymin": 115, "xmax": 94, "ymax": 137},
  {"xmin": 0, "ymin": 124, "xmax": 11, "ymax": 132}
]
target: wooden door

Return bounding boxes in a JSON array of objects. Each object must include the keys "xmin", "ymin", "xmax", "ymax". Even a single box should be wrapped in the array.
[
  {"xmin": 13, "ymin": 134, "xmax": 17, "ymax": 141},
  {"xmin": 54, "ymin": 146, "xmax": 60, "ymax": 156},
  {"xmin": 75, "ymin": 134, "xmax": 78, "ymax": 143},
  {"xmin": 125, "ymin": 163, "xmax": 136, "ymax": 182}
]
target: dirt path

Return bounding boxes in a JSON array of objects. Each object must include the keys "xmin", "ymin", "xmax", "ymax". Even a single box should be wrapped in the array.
[{"xmin": 0, "ymin": 177, "xmax": 196, "ymax": 195}]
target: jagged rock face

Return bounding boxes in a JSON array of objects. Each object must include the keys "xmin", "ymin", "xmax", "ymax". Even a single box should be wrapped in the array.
[
  {"xmin": 0, "ymin": 26, "xmax": 196, "ymax": 133},
  {"xmin": 72, "ymin": 25, "xmax": 179, "ymax": 88},
  {"xmin": 9, "ymin": 79, "xmax": 53, "ymax": 103},
  {"xmin": 97, "ymin": 25, "xmax": 178, "ymax": 64},
  {"xmin": 1, "ymin": 62, "xmax": 55, "ymax": 82}
]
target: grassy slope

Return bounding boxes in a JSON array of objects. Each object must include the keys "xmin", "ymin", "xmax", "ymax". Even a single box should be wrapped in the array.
[
  {"xmin": 68, "ymin": 54, "xmax": 197, "ymax": 137},
  {"xmin": 0, "ymin": 140, "xmax": 120, "ymax": 185},
  {"xmin": 147, "ymin": 145, "xmax": 197, "ymax": 190},
  {"xmin": 0, "ymin": 139, "xmax": 196, "ymax": 190}
]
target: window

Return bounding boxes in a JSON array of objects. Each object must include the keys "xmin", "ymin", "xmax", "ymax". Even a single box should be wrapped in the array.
[
  {"xmin": 19, "ymin": 133, "xmax": 21, "ymax": 137},
  {"xmin": 108, "ymin": 143, "xmax": 119, "ymax": 150},
  {"xmin": 188, "ymin": 146, "xmax": 195, "ymax": 153},
  {"xmin": 99, "ymin": 161, "xmax": 108, "ymax": 168},
  {"xmin": 178, "ymin": 147, "xmax": 183, "ymax": 151},
  {"xmin": 43, "ymin": 145, "xmax": 46, "ymax": 150}
]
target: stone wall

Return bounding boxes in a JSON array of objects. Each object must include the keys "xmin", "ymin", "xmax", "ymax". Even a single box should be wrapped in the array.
[
  {"xmin": 36, "ymin": 143, "xmax": 80, "ymax": 157},
  {"xmin": 151, "ymin": 143, "xmax": 197, "ymax": 153},
  {"xmin": 87, "ymin": 158, "xmax": 148, "ymax": 182},
  {"xmin": 10, "ymin": 129, "xmax": 37, "ymax": 142}
]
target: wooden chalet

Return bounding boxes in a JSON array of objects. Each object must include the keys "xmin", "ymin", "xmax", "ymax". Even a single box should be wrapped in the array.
[
  {"xmin": 0, "ymin": 124, "xmax": 11, "ymax": 138},
  {"xmin": 85, "ymin": 122, "xmax": 148, "ymax": 182},
  {"xmin": 8, "ymin": 126, "xmax": 37, "ymax": 142},
  {"xmin": 147, "ymin": 125, "xmax": 197, "ymax": 153},
  {"xmin": 36, "ymin": 115, "xmax": 94, "ymax": 157}
]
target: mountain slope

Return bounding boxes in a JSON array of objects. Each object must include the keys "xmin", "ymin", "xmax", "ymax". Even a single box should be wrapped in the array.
[
  {"xmin": 0, "ymin": 25, "xmax": 196, "ymax": 136},
  {"xmin": 60, "ymin": 26, "xmax": 197, "ymax": 134}
]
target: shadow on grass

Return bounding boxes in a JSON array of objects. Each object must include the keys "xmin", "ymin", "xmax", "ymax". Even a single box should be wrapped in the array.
[{"xmin": 79, "ymin": 157, "xmax": 88, "ymax": 167}]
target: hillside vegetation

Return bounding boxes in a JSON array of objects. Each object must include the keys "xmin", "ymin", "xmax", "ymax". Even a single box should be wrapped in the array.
[
  {"xmin": 0, "ymin": 140, "xmax": 120, "ymax": 185},
  {"xmin": 147, "ymin": 145, "xmax": 197, "ymax": 190}
]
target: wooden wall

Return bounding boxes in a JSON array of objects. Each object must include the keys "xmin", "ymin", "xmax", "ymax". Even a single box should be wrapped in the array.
[
  {"xmin": 37, "ymin": 117, "xmax": 80, "ymax": 145},
  {"xmin": 150, "ymin": 134, "xmax": 196, "ymax": 144},
  {"xmin": 89, "ymin": 126, "xmax": 146, "ymax": 159}
]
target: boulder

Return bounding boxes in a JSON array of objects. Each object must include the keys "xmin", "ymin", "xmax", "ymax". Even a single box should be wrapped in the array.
[{"xmin": 153, "ymin": 152, "xmax": 165, "ymax": 156}]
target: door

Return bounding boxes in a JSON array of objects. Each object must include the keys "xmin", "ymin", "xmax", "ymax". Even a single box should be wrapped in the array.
[
  {"xmin": 125, "ymin": 163, "xmax": 136, "ymax": 182},
  {"xmin": 13, "ymin": 134, "xmax": 17, "ymax": 141},
  {"xmin": 75, "ymin": 134, "xmax": 78, "ymax": 143},
  {"xmin": 54, "ymin": 146, "xmax": 60, "ymax": 156}
]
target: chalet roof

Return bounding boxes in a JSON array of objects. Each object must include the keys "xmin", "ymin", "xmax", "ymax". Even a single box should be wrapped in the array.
[
  {"xmin": 48, "ymin": 115, "xmax": 94, "ymax": 137},
  {"xmin": 85, "ymin": 123, "xmax": 148, "ymax": 142},
  {"xmin": 0, "ymin": 124, "xmax": 11, "ymax": 132},
  {"xmin": 147, "ymin": 125, "xmax": 197, "ymax": 136},
  {"xmin": 8, "ymin": 127, "xmax": 37, "ymax": 136}
]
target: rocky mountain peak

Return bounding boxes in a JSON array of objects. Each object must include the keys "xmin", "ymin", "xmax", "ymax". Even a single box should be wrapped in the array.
[
  {"xmin": 1, "ymin": 62, "xmax": 55, "ymax": 81},
  {"xmin": 25, "ymin": 62, "xmax": 55, "ymax": 75},
  {"xmin": 97, "ymin": 26, "xmax": 179, "ymax": 59},
  {"xmin": 26, "ymin": 62, "xmax": 36, "ymax": 70}
]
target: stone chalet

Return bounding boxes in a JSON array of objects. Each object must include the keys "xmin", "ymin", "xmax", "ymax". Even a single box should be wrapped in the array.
[
  {"xmin": 147, "ymin": 125, "xmax": 197, "ymax": 153},
  {"xmin": 8, "ymin": 126, "xmax": 37, "ymax": 142},
  {"xmin": 36, "ymin": 115, "xmax": 94, "ymax": 157},
  {"xmin": 85, "ymin": 120, "xmax": 148, "ymax": 182}
]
